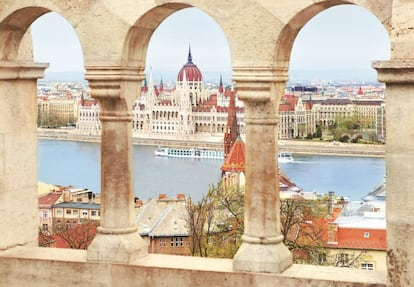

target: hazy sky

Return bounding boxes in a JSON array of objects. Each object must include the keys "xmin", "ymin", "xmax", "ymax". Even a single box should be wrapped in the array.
[{"xmin": 31, "ymin": 5, "xmax": 390, "ymax": 81}]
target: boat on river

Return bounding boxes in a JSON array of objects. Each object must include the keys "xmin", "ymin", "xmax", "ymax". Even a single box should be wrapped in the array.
[
  {"xmin": 278, "ymin": 152, "xmax": 294, "ymax": 162},
  {"xmin": 155, "ymin": 146, "xmax": 294, "ymax": 162},
  {"xmin": 155, "ymin": 147, "xmax": 225, "ymax": 159}
]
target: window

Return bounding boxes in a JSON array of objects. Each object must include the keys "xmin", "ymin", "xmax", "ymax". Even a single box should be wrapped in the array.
[
  {"xmin": 160, "ymin": 238, "xmax": 166, "ymax": 247},
  {"xmin": 56, "ymin": 209, "xmax": 63, "ymax": 215},
  {"xmin": 363, "ymin": 232, "xmax": 370, "ymax": 238},
  {"xmin": 73, "ymin": 210, "xmax": 78, "ymax": 215},
  {"xmin": 42, "ymin": 223, "xmax": 48, "ymax": 230},
  {"xmin": 65, "ymin": 209, "xmax": 71, "ymax": 215},
  {"xmin": 360, "ymin": 263, "xmax": 374, "ymax": 270},
  {"xmin": 91, "ymin": 210, "xmax": 96, "ymax": 216},
  {"xmin": 42, "ymin": 211, "xmax": 48, "ymax": 218},
  {"xmin": 82, "ymin": 211, "xmax": 88, "ymax": 216}
]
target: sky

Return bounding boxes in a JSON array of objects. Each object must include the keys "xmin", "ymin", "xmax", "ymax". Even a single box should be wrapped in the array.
[{"xmin": 31, "ymin": 5, "xmax": 390, "ymax": 82}]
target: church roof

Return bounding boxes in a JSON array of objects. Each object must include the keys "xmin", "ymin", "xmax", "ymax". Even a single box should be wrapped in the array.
[
  {"xmin": 221, "ymin": 136, "xmax": 245, "ymax": 172},
  {"xmin": 177, "ymin": 47, "xmax": 202, "ymax": 82}
]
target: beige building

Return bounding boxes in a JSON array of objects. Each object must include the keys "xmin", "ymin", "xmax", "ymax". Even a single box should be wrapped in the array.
[
  {"xmin": 0, "ymin": 1, "xmax": 413, "ymax": 286},
  {"xmin": 37, "ymin": 97, "xmax": 77, "ymax": 127}
]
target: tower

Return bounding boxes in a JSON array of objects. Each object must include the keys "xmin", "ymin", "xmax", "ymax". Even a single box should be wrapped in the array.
[{"xmin": 223, "ymin": 85, "xmax": 238, "ymax": 158}]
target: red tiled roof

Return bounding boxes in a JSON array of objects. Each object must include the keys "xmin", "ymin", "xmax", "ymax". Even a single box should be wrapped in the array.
[
  {"xmin": 38, "ymin": 192, "xmax": 63, "ymax": 207},
  {"xmin": 329, "ymin": 227, "xmax": 386, "ymax": 250},
  {"xmin": 279, "ymin": 95, "xmax": 299, "ymax": 112},
  {"xmin": 221, "ymin": 137, "xmax": 245, "ymax": 172},
  {"xmin": 81, "ymin": 99, "xmax": 97, "ymax": 107}
]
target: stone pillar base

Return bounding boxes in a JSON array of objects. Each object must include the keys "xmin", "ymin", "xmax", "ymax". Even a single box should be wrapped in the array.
[
  {"xmin": 87, "ymin": 229, "xmax": 147, "ymax": 263},
  {"xmin": 233, "ymin": 242, "xmax": 292, "ymax": 273}
]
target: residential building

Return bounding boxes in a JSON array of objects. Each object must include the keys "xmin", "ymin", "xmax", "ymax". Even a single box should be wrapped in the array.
[
  {"xmin": 52, "ymin": 201, "xmax": 101, "ymax": 230},
  {"xmin": 135, "ymin": 194, "xmax": 190, "ymax": 255},
  {"xmin": 38, "ymin": 191, "xmax": 64, "ymax": 233},
  {"xmin": 326, "ymin": 180, "xmax": 386, "ymax": 271}
]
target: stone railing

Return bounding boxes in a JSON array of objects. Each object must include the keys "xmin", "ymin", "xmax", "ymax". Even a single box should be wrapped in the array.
[{"xmin": 0, "ymin": 247, "xmax": 386, "ymax": 287}]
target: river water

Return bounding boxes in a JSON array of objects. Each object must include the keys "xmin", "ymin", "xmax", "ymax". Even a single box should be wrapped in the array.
[{"xmin": 38, "ymin": 140, "xmax": 385, "ymax": 202}]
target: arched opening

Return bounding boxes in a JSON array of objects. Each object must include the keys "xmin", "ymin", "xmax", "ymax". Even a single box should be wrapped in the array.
[
  {"xmin": 125, "ymin": 6, "xmax": 235, "ymax": 257},
  {"xmin": 31, "ymin": 12, "xmax": 96, "ymax": 248},
  {"xmin": 0, "ymin": 7, "xmax": 90, "ymax": 250},
  {"xmin": 274, "ymin": 3, "xmax": 390, "ymax": 268}
]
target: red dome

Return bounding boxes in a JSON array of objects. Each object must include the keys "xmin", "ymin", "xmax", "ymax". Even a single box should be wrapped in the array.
[{"xmin": 177, "ymin": 48, "xmax": 203, "ymax": 82}]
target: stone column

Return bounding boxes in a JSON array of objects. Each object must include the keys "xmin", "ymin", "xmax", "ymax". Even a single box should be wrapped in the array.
[
  {"xmin": 0, "ymin": 61, "xmax": 48, "ymax": 249},
  {"xmin": 373, "ymin": 60, "xmax": 414, "ymax": 287},
  {"xmin": 85, "ymin": 66, "xmax": 147, "ymax": 263},
  {"xmin": 232, "ymin": 67, "xmax": 292, "ymax": 273}
]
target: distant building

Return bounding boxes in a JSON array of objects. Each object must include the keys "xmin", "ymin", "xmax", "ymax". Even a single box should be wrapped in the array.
[
  {"xmin": 132, "ymin": 49, "xmax": 244, "ymax": 138},
  {"xmin": 76, "ymin": 97, "xmax": 101, "ymax": 135},
  {"xmin": 52, "ymin": 201, "xmax": 101, "ymax": 231},
  {"xmin": 50, "ymin": 187, "xmax": 101, "ymax": 231},
  {"xmin": 278, "ymin": 94, "xmax": 316, "ymax": 139}
]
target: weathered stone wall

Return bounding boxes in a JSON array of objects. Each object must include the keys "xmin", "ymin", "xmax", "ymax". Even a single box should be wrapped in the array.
[
  {"xmin": 0, "ymin": 247, "xmax": 387, "ymax": 287},
  {"xmin": 0, "ymin": 0, "xmax": 413, "ymax": 286}
]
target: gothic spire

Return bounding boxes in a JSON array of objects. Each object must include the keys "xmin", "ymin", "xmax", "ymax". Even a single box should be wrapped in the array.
[
  {"xmin": 187, "ymin": 45, "xmax": 193, "ymax": 63},
  {"xmin": 223, "ymin": 85, "xmax": 239, "ymax": 159},
  {"xmin": 218, "ymin": 74, "xmax": 224, "ymax": 94}
]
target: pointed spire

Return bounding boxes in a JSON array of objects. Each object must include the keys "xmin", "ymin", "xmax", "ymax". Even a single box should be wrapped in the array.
[
  {"xmin": 223, "ymin": 85, "xmax": 239, "ymax": 159},
  {"xmin": 187, "ymin": 45, "xmax": 192, "ymax": 63},
  {"xmin": 142, "ymin": 78, "xmax": 148, "ymax": 92},
  {"xmin": 218, "ymin": 74, "xmax": 224, "ymax": 94},
  {"xmin": 159, "ymin": 77, "xmax": 164, "ymax": 92},
  {"xmin": 80, "ymin": 91, "xmax": 85, "ymax": 106}
]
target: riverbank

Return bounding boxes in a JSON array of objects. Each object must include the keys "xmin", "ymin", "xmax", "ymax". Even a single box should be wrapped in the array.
[{"xmin": 37, "ymin": 128, "xmax": 385, "ymax": 158}]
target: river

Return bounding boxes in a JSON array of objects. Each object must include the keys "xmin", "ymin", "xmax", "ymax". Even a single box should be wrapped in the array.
[{"xmin": 38, "ymin": 140, "xmax": 385, "ymax": 202}]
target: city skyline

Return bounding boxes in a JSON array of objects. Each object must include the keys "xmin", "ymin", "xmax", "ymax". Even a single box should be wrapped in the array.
[{"xmin": 31, "ymin": 5, "xmax": 390, "ymax": 82}]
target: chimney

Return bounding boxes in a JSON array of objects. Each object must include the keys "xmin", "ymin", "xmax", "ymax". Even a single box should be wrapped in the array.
[
  {"xmin": 328, "ymin": 191, "xmax": 335, "ymax": 215},
  {"xmin": 135, "ymin": 198, "xmax": 143, "ymax": 208},
  {"xmin": 177, "ymin": 193, "xmax": 186, "ymax": 201},
  {"xmin": 158, "ymin": 194, "xmax": 167, "ymax": 201}
]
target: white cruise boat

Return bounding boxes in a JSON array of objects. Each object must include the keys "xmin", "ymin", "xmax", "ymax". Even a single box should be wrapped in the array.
[
  {"xmin": 154, "ymin": 147, "xmax": 225, "ymax": 159},
  {"xmin": 278, "ymin": 152, "xmax": 294, "ymax": 163}
]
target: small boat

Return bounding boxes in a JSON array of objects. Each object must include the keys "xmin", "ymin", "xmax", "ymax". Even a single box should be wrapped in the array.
[
  {"xmin": 278, "ymin": 152, "xmax": 294, "ymax": 163},
  {"xmin": 155, "ymin": 147, "xmax": 224, "ymax": 159}
]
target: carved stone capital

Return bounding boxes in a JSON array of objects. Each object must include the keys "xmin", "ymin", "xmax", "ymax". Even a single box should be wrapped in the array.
[
  {"xmin": 85, "ymin": 65, "xmax": 145, "ymax": 99},
  {"xmin": 233, "ymin": 66, "xmax": 288, "ymax": 102},
  {"xmin": 373, "ymin": 60, "xmax": 414, "ymax": 84},
  {"xmin": 0, "ymin": 61, "xmax": 48, "ymax": 80},
  {"xmin": 86, "ymin": 66, "xmax": 145, "ymax": 112}
]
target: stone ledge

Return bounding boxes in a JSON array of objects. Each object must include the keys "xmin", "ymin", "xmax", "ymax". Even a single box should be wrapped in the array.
[{"xmin": 0, "ymin": 247, "xmax": 387, "ymax": 287}]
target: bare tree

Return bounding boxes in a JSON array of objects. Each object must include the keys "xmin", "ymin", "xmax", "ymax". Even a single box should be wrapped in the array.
[
  {"xmin": 280, "ymin": 197, "xmax": 328, "ymax": 264},
  {"xmin": 54, "ymin": 222, "xmax": 98, "ymax": 249},
  {"xmin": 186, "ymin": 191, "xmax": 215, "ymax": 257},
  {"xmin": 186, "ymin": 183, "xmax": 244, "ymax": 258}
]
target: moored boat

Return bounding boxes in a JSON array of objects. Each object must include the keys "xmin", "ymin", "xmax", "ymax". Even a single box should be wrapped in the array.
[{"xmin": 155, "ymin": 147, "xmax": 225, "ymax": 159}]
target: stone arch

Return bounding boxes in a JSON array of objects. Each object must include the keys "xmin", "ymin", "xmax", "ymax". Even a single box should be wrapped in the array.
[
  {"xmin": 122, "ymin": 3, "xmax": 192, "ymax": 68},
  {"xmin": 0, "ymin": 7, "xmax": 87, "ymax": 63},
  {"xmin": 274, "ymin": 1, "xmax": 391, "ymax": 74},
  {"xmin": 0, "ymin": 6, "xmax": 88, "ymax": 250},
  {"xmin": 0, "ymin": 7, "xmax": 49, "ymax": 61}
]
